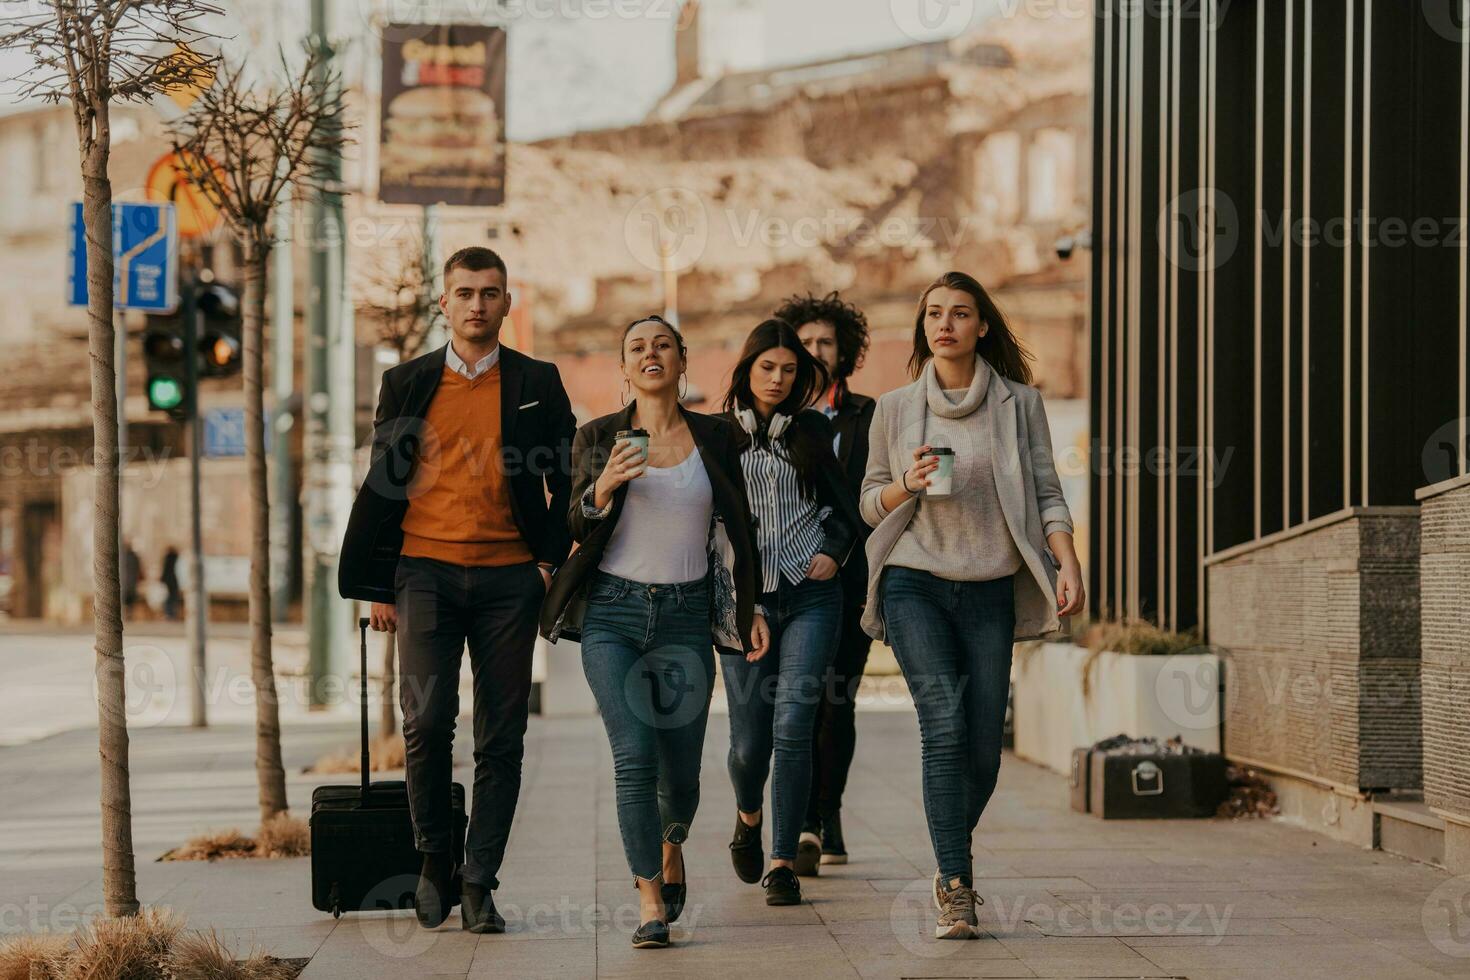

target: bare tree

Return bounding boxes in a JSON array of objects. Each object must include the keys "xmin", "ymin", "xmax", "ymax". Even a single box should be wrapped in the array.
[
  {"xmin": 358, "ymin": 237, "xmax": 439, "ymax": 736},
  {"xmin": 1, "ymin": 0, "xmax": 219, "ymax": 919},
  {"xmin": 169, "ymin": 51, "xmax": 349, "ymax": 823}
]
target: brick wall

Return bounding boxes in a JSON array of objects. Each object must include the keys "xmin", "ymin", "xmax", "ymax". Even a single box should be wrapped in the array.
[
  {"xmin": 1419, "ymin": 479, "xmax": 1470, "ymax": 817},
  {"xmin": 1206, "ymin": 509, "xmax": 1422, "ymax": 791}
]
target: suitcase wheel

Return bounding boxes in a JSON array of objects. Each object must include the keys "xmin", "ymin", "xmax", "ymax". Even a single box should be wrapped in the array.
[{"xmin": 329, "ymin": 883, "xmax": 342, "ymax": 919}]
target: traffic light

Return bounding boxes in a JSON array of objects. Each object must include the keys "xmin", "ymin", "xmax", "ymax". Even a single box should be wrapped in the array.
[
  {"xmin": 142, "ymin": 319, "xmax": 190, "ymax": 420},
  {"xmin": 196, "ymin": 282, "xmax": 241, "ymax": 378},
  {"xmin": 140, "ymin": 279, "xmax": 242, "ymax": 420}
]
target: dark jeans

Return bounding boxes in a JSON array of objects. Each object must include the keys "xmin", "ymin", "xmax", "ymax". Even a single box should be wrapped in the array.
[
  {"xmin": 879, "ymin": 567, "xmax": 1015, "ymax": 884},
  {"xmin": 804, "ymin": 598, "xmax": 874, "ymax": 826},
  {"xmin": 580, "ymin": 572, "xmax": 716, "ymax": 882},
  {"xmin": 722, "ymin": 575, "xmax": 842, "ymax": 861},
  {"xmin": 395, "ymin": 555, "xmax": 544, "ymax": 890}
]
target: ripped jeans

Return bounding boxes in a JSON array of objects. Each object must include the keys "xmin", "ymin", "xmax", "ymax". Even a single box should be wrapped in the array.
[{"xmin": 580, "ymin": 572, "xmax": 717, "ymax": 882}]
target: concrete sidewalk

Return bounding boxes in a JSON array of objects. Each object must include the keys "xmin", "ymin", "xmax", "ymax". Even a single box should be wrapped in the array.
[{"xmin": 1, "ymin": 710, "xmax": 1468, "ymax": 979}]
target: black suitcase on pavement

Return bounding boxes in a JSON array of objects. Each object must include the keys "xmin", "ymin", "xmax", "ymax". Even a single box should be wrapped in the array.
[
  {"xmin": 1087, "ymin": 750, "xmax": 1228, "ymax": 819},
  {"xmin": 310, "ymin": 618, "xmax": 467, "ymax": 917}
]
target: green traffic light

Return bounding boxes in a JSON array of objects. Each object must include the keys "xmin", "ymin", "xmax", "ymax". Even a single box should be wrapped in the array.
[{"xmin": 148, "ymin": 376, "xmax": 185, "ymax": 410}]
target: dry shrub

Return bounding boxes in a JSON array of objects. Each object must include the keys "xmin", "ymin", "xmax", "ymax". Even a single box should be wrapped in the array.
[
  {"xmin": 163, "ymin": 829, "xmax": 258, "ymax": 862},
  {"xmin": 1217, "ymin": 764, "xmax": 1280, "ymax": 819},
  {"xmin": 169, "ymin": 932, "xmax": 301, "ymax": 980},
  {"xmin": 60, "ymin": 907, "xmax": 182, "ymax": 980},
  {"xmin": 1, "ymin": 912, "xmax": 305, "ymax": 980},
  {"xmin": 166, "ymin": 813, "xmax": 310, "ymax": 862},
  {"xmin": 306, "ymin": 734, "xmax": 405, "ymax": 775},
  {"xmin": 253, "ymin": 813, "xmax": 309, "ymax": 859},
  {"xmin": 1080, "ymin": 620, "xmax": 1202, "ymax": 657},
  {"xmin": 0, "ymin": 933, "xmax": 71, "ymax": 980}
]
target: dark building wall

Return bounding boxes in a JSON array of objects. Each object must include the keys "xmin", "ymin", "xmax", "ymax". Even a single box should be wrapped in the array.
[{"xmin": 1090, "ymin": 0, "xmax": 1470, "ymax": 633}]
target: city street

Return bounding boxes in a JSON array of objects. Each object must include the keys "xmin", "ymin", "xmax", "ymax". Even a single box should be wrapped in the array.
[{"xmin": 1, "ymin": 698, "xmax": 1466, "ymax": 978}]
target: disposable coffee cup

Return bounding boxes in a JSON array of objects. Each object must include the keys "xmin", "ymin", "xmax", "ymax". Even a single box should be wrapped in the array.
[
  {"xmin": 615, "ymin": 428, "xmax": 650, "ymax": 462},
  {"xmin": 924, "ymin": 447, "xmax": 956, "ymax": 497}
]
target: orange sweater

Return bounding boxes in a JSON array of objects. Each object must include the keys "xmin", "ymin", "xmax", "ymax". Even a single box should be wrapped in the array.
[{"xmin": 400, "ymin": 365, "xmax": 532, "ymax": 567}]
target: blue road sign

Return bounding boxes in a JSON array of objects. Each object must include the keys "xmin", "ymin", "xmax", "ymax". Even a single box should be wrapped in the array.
[
  {"xmin": 204, "ymin": 407, "xmax": 243, "ymax": 457},
  {"xmin": 67, "ymin": 202, "xmax": 179, "ymax": 313},
  {"xmin": 203, "ymin": 407, "xmax": 270, "ymax": 458}
]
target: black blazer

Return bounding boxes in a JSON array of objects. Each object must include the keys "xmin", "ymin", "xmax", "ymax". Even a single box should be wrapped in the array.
[
  {"xmin": 338, "ymin": 344, "xmax": 576, "ymax": 604},
  {"xmin": 538, "ymin": 403, "xmax": 763, "ymax": 657},
  {"xmin": 829, "ymin": 389, "xmax": 876, "ymax": 598},
  {"xmin": 719, "ymin": 407, "xmax": 865, "ymax": 577}
]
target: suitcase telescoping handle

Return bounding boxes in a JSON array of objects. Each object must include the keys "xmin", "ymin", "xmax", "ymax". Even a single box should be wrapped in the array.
[{"xmin": 358, "ymin": 616, "xmax": 371, "ymax": 798}]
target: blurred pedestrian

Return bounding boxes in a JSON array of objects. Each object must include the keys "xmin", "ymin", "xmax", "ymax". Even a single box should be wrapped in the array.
[
  {"xmin": 160, "ymin": 546, "xmax": 182, "ymax": 621},
  {"xmin": 539, "ymin": 314, "xmax": 767, "ymax": 949},
  {"xmin": 121, "ymin": 541, "xmax": 142, "ymax": 619}
]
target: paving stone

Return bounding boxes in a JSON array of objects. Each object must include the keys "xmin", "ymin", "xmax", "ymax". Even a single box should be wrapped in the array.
[{"xmin": 2, "ymin": 710, "xmax": 1465, "ymax": 978}]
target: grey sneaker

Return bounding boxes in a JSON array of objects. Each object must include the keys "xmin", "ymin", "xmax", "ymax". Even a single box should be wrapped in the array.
[{"xmin": 935, "ymin": 879, "xmax": 981, "ymax": 940}]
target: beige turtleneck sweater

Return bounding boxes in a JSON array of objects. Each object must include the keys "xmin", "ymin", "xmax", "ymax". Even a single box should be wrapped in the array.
[{"xmin": 885, "ymin": 357, "xmax": 1023, "ymax": 583}]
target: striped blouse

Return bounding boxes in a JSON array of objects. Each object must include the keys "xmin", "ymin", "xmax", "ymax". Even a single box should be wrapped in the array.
[{"xmin": 741, "ymin": 436, "xmax": 829, "ymax": 593}]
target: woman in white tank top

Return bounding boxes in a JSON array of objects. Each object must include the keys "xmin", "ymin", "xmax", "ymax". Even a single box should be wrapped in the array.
[{"xmin": 541, "ymin": 315, "xmax": 769, "ymax": 949}]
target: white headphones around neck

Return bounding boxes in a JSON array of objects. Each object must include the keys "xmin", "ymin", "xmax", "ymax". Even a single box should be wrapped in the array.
[{"xmin": 735, "ymin": 406, "xmax": 791, "ymax": 440}]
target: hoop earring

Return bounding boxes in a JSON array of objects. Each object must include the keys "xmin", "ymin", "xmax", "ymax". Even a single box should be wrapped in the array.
[
  {"xmin": 620, "ymin": 379, "xmax": 630, "ymax": 406},
  {"xmin": 678, "ymin": 374, "xmax": 688, "ymax": 400}
]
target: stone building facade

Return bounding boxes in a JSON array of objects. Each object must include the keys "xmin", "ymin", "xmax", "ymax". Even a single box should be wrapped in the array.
[{"xmin": 0, "ymin": 5, "xmax": 1092, "ymax": 620}]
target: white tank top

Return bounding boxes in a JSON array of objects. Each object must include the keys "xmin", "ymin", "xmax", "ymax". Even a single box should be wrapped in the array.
[{"xmin": 598, "ymin": 449, "xmax": 714, "ymax": 584}]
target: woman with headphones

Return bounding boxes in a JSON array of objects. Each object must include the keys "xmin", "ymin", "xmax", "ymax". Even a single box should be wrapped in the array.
[{"xmin": 718, "ymin": 318, "xmax": 862, "ymax": 908}]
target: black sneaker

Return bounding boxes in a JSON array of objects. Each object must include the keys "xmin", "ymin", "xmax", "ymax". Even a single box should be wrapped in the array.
[
  {"xmin": 762, "ymin": 866, "xmax": 802, "ymax": 906},
  {"xmin": 414, "ymin": 852, "xmax": 455, "ymax": 928},
  {"xmin": 729, "ymin": 813, "xmax": 764, "ymax": 884},
  {"xmin": 819, "ymin": 809, "xmax": 847, "ymax": 865},
  {"xmin": 661, "ymin": 851, "xmax": 687, "ymax": 924},
  {"xmin": 632, "ymin": 919, "xmax": 670, "ymax": 949},
  {"xmin": 461, "ymin": 882, "xmax": 505, "ymax": 934},
  {"xmin": 794, "ymin": 831, "xmax": 822, "ymax": 877}
]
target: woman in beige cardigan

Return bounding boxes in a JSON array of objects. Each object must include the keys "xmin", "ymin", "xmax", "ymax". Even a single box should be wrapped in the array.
[{"xmin": 860, "ymin": 271, "xmax": 1085, "ymax": 941}]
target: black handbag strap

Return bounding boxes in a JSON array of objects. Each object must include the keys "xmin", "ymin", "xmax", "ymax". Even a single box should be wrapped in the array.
[{"xmin": 358, "ymin": 617, "xmax": 370, "ymax": 796}]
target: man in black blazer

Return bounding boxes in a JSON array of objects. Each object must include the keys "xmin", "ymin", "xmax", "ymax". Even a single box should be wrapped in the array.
[
  {"xmin": 782, "ymin": 292, "xmax": 877, "ymax": 873},
  {"xmin": 339, "ymin": 246, "xmax": 575, "ymax": 932}
]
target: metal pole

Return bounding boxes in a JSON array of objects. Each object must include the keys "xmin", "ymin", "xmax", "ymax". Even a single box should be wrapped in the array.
[
  {"xmin": 422, "ymin": 204, "xmax": 444, "ymax": 350},
  {"xmin": 270, "ymin": 192, "xmax": 295, "ymax": 622},
  {"xmin": 306, "ymin": 0, "xmax": 348, "ymax": 706},
  {"xmin": 114, "ymin": 310, "xmax": 127, "ymax": 584},
  {"xmin": 181, "ymin": 277, "xmax": 208, "ymax": 727}
]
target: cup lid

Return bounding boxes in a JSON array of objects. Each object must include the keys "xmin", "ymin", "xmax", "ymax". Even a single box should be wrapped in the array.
[
  {"xmin": 616, "ymin": 428, "xmax": 650, "ymax": 438},
  {"xmin": 926, "ymin": 446, "xmax": 956, "ymax": 455}
]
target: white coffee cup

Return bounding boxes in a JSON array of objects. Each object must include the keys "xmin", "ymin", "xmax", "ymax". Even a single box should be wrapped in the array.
[{"xmin": 924, "ymin": 447, "xmax": 956, "ymax": 497}]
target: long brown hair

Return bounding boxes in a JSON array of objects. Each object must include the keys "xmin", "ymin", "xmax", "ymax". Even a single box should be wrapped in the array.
[
  {"xmin": 908, "ymin": 271, "xmax": 1035, "ymax": 384},
  {"xmin": 723, "ymin": 318, "xmax": 830, "ymax": 499}
]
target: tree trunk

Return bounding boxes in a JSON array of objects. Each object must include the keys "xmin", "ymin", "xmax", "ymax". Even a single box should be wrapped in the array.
[
  {"xmin": 82, "ymin": 137, "xmax": 139, "ymax": 918},
  {"xmin": 244, "ymin": 239, "xmax": 288, "ymax": 822},
  {"xmin": 380, "ymin": 630, "xmax": 397, "ymax": 736}
]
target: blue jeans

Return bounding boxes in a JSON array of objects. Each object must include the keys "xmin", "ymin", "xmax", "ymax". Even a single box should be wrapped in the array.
[
  {"xmin": 722, "ymin": 575, "xmax": 842, "ymax": 861},
  {"xmin": 580, "ymin": 571, "xmax": 716, "ymax": 882},
  {"xmin": 880, "ymin": 567, "xmax": 1016, "ymax": 884}
]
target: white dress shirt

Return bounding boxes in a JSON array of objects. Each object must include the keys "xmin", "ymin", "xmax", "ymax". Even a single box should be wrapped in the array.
[{"xmin": 445, "ymin": 341, "xmax": 500, "ymax": 380}]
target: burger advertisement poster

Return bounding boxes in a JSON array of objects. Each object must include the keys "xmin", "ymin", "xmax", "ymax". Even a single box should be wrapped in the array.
[{"xmin": 379, "ymin": 23, "xmax": 506, "ymax": 207}]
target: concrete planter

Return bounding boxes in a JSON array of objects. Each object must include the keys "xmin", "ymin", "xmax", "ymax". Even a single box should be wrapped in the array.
[{"xmin": 1011, "ymin": 641, "xmax": 1221, "ymax": 775}]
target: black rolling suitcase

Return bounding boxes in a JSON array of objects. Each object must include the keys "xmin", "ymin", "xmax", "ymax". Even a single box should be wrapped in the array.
[{"xmin": 310, "ymin": 617, "xmax": 467, "ymax": 918}]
